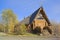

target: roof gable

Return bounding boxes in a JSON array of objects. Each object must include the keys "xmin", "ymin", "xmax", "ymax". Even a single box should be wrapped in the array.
[{"xmin": 20, "ymin": 7, "xmax": 51, "ymax": 26}]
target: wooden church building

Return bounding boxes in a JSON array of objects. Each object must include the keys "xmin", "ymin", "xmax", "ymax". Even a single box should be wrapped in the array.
[{"xmin": 15, "ymin": 7, "xmax": 52, "ymax": 34}]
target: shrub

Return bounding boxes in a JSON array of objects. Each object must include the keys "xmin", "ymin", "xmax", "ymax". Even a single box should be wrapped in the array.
[
  {"xmin": 51, "ymin": 21, "xmax": 60, "ymax": 36},
  {"xmin": 14, "ymin": 24, "xmax": 27, "ymax": 35},
  {"xmin": 19, "ymin": 24, "xmax": 27, "ymax": 35},
  {"xmin": 0, "ymin": 24, "xmax": 4, "ymax": 32}
]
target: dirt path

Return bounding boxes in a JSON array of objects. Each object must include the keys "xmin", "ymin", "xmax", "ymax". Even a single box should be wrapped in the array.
[{"xmin": 0, "ymin": 36, "xmax": 60, "ymax": 40}]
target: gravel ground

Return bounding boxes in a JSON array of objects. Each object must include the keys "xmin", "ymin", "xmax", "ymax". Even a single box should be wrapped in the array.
[{"xmin": 0, "ymin": 36, "xmax": 60, "ymax": 40}]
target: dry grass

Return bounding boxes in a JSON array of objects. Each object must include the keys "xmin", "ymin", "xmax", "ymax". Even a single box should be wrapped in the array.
[{"xmin": 51, "ymin": 21, "xmax": 60, "ymax": 36}]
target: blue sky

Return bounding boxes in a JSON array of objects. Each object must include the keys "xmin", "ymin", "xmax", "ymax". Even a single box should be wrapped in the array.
[{"xmin": 0, "ymin": 0, "xmax": 60, "ymax": 23}]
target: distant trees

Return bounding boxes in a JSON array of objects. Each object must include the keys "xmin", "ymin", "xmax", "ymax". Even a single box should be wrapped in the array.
[{"xmin": 1, "ymin": 9, "xmax": 18, "ymax": 33}]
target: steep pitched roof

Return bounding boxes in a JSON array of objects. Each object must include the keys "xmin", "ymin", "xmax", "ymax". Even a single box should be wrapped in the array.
[
  {"xmin": 20, "ymin": 8, "xmax": 39, "ymax": 24},
  {"xmin": 39, "ymin": 7, "xmax": 51, "ymax": 25},
  {"xmin": 20, "ymin": 16, "xmax": 30, "ymax": 24},
  {"xmin": 20, "ymin": 7, "xmax": 51, "ymax": 26}
]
